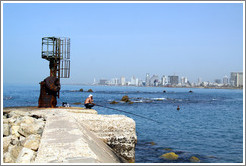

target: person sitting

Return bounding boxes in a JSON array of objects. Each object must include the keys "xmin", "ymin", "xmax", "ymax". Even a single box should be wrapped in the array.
[{"xmin": 84, "ymin": 94, "xmax": 95, "ymax": 109}]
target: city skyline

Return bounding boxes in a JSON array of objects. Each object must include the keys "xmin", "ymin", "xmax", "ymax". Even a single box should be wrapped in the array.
[
  {"xmin": 3, "ymin": 2, "xmax": 244, "ymax": 85},
  {"xmin": 92, "ymin": 71, "xmax": 243, "ymax": 88}
]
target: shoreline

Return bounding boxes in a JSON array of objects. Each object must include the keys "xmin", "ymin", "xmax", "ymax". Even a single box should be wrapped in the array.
[
  {"xmin": 61, "ymin": 84, "xmax": 243, "ymax": 90},
  {"xmin": 3, "ymin": 83, "xmax": 242, "ymax": 90}
]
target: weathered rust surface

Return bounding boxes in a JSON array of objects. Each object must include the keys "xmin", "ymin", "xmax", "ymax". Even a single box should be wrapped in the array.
[
  {"xmin": 38, "ymin": 76, "xmax": 60, "ymax": 108},
  {"xmin": 38, "ymin": 36, "xmax": 70, "ymax": 108}
]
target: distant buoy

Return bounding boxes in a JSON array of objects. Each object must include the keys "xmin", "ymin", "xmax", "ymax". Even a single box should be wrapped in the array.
[
  {"xmin": 177, "ymin": 105, "xmax": 180, "ymax": 111},
  {"xmin": 189, "ymin": 90, "xmax": 193, "ymax": 93}
]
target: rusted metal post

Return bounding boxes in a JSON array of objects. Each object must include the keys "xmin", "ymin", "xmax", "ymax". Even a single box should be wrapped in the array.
[{"xmin": 38, "ymin": 37, "xmax": 70, "ymax": 108}]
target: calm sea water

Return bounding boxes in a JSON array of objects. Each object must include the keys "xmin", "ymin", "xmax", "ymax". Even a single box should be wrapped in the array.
[{"xmin": 3, "ymin": 84, "xmax": 244, "ymax": 163}]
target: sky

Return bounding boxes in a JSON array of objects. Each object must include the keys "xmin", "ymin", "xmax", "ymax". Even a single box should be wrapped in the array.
[{"xmin": 2, "ymin": 2, "xmax": 244, "ymax": 85}]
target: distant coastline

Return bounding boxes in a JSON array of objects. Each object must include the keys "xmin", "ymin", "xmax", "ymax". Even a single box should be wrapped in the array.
[{"xmin": 61, "ymin": 84, "xmax": 243, "ymax": 90}]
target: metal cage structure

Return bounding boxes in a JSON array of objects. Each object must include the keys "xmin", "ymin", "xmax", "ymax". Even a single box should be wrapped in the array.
[{"xmin": 41, "ymin": 37, "xmax": 70, "ymax": 78}]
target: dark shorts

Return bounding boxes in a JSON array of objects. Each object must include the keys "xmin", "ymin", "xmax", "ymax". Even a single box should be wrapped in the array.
[{"xmin": 84, "ymin": 103, "xmax": 94, "ymax": 109}]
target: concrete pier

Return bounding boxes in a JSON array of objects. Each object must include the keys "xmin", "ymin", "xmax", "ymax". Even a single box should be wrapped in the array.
[{"xmin": 3, "ymin": 107, "xmax": 137, "ymax": 163}]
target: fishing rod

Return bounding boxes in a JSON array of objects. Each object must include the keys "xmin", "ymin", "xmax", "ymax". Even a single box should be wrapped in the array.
[{"xmin": 96, "ymin": 104, "xmax": 161, "ymax": 124}]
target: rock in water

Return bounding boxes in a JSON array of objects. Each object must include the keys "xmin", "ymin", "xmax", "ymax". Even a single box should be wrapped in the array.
[
  {"xmin": 164, "ymin": 148, "xmax": 172, "ymax": 151},
  {"xmin": 110, "ymin": 101, "xmax": 119, "ymax": 104},
  {"xmin": 150, "ymin": 142, "xmax": 156, "ymax": 145},
  {"xmin": 121, "ymin": 95, "xmax": 130, "ymax": 102},
  {"xmin": 190, "ymin": 156, "xmax": 200, "ymax": 162},
  {"xmin": 160, "ymin": 152, "xmax": 179, "ymax": 160}
]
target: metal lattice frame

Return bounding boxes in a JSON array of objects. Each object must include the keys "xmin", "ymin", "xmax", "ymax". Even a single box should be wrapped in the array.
[{"xmin": 42, "ymin": 37, "xmax": 70, "ymax": 78}]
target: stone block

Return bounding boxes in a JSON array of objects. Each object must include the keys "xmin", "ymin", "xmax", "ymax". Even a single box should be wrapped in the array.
[
  {"xmin": 18, "ymin": 120, "xmax": 44, "ymax": 137},
  {"xmin": 21, "ymin": 116, "xmax": 35, "ymax": 124},
  {"xmin": 3, "ymin": 136, "xmax": 12, "ymax": 153},
  {"xmin": 16, "ymin": 147, "xmax": 35, "ymax": 163},
  {"xmin": 3, "ymin": 124, "xmax": 10, "ymax": 136},
  {"xmin": 3, "ymin": 152, "xmax": 15, "ymax": 163},
  {"xmin": 10, "ymin": 125, "xmax": 20, "ymax": 137},
  {"xmin": 9, "ymin": 145, "xmax": 23, "ymax": 160},
  {"xmin": 3, "ymin": 119, "xmax": 9, "ymax": 124},
  {"xmin": 24, "ymin": 134, "xmax": 41, "ymax": 151},
  {"xmin": 10, "ymin": 135, "xmax": 20, "ymax": 145}
]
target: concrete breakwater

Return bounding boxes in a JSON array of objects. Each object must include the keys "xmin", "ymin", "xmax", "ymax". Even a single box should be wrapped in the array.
[{"xmin": 3, "ymin": 107, "xmax": 137, "ymax": 163}]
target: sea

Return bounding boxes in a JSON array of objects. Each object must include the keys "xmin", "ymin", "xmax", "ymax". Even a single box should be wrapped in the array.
[{"xmin": 3, "ymin": 84, "xmax": 244, "ymax": 163}]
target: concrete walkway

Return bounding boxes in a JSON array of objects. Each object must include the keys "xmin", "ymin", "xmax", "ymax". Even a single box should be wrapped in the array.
[{"xmin": 34, "ymin": 109, "xmax": 123, "ymax": 163}]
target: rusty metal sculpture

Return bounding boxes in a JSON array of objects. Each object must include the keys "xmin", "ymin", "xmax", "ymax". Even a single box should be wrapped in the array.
[{"xmin": 38, "ymin": 37, "xmax": 70, "ymax": 108}]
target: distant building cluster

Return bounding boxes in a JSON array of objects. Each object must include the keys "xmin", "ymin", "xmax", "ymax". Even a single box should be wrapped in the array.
[
  {"xmin": 230, "ymin": 72, "xmax": 243, "ymax": 87},
  {"xmin": 93, "ymin": 72, "xmax": 243, "ymax": 88}
]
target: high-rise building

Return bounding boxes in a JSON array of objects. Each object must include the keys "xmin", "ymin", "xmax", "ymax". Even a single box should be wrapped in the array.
[
  {"xmin": 111, "ymin": 78, "xmax": 119, "ymax": 85},
  {"xmin": 150, "ymin": 75, "xmax": 159, "ymax": 86},
  {"xmin": 121, "ymin": 76, "xmax": 126, "ymax": 86},
  {"xmin": 223, "ymin": 75, "xmax": 229, "ymax": 85},
  {"xmin": 180, "ymin": 77, "xmax": 188, "ymax": 85},
  {"xmin": 99, "ymin": 79, "xmax": 108, "ymax": 85},
  {"xmin": 138, "ymin": 79, "xmax": 143, "ymax": 86},
  {"xmin": 93, "ymin": 78, "xmax": 97, "ymax": 85},
  {"xmin": 214, "ymin": 79, "xmax": 221, "ymax": 84},
  {"xmin": 230, "ymin": 72, "xmax": 243, "ymax": 87},
  {"xmin": 146, "ymin": 73, "xmax": 150, "ymax": 86},
  {"xmin": 238, "ymin": 72, "xmax": 243, "ymax": 87},
  {"xmin": 168, "ymin": 75, "xmax": 179, "ymax": 85},
  {"xmin": 197, "ymin": 77, "xmax": 202, "ymax": 86},
  {"xmin": 130, "ymin": 76, "xmax": 138, "ymax": 86},
  {"xmin": 130, "ymin": 76, "xmax": 136, "ymax": 86},
  {"xmin": 161, "ymin": 75, "xmax": 167, "ymax": 86},
  {"xmin": 230, "ymin": 73, "xmax": 237, "ymax": 86},
  {"xmin": 135, "ymin": 78, "xmax": 139, "ymax": 86}
]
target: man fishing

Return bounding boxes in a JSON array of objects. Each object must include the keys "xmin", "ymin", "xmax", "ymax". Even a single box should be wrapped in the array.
[
  {"xmin": 84, "ymin": 95, "xmax": 160, "ymax": 123},
  {"xmin": 84, "ymin": 94, "xmax": 96, "ymax": 109}
]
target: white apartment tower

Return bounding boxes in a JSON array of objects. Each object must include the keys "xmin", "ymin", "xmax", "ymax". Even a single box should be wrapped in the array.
[
  {"xmin": 146, "ymin": 73, "xmax": 150, "ymax": 86},
  {"xmin": 161, "ymin": 76, "xmax": 167, "ymax": 86},
  {"xmin": 112, "ymin": 78, "xmax": 119, "ymax": 85},
  {"xmin": 131, "ymin": 76, "xmax": 136, "ymax": 86},
  {"xmin": 198, "ymin": 77, "xmax": 202, "ymax": 85},
  {"xmin": 121, "ymin": 76, "xmax": 126, "ymax": 86},
  {"xmin": 181, "ymin": 77, "xmax": 188, "ymax": 85},
  {"xmin": 230, "ymin": 72, "xmax": 243, "ymax": 87},
  {"xmin": 223, "ymin": 75, "xmax": 229, "ymax": 85}
]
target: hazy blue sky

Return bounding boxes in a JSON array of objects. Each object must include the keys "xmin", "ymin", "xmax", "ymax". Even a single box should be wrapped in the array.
[{"xmin": 3, "ymin": 2, "xmax": 243, "ymax": 85}]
